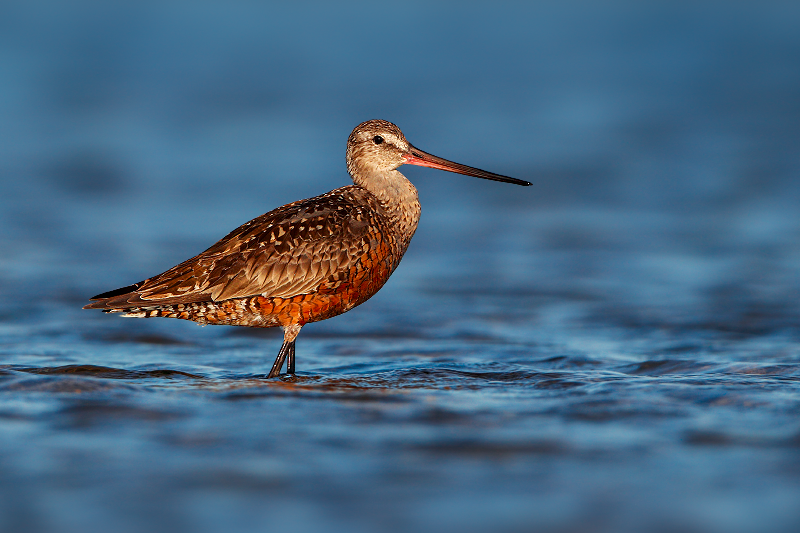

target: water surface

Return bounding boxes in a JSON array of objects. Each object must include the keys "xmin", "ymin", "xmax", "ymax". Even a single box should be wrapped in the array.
[{"xmin": 1, "ymin": 2, "xmax": 799, "ymax": 532}]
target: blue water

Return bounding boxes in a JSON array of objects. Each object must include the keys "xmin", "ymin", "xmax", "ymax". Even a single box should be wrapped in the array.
[{"xmin": 1, "ymin": 2, "xmax": 799, "ymax": 532}]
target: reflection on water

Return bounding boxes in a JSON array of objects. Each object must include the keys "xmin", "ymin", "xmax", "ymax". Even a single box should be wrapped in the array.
[{"xmin": 1, "ymin": 2, "xmax": 800, "ymax": 533}]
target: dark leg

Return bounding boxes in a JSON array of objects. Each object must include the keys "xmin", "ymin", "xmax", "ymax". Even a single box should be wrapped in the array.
[
  {"xmin": 287, "ymin": 341, "xmax": 296, "ymax": 374},
  {"xmin": 267, "ymin": 324, "xmax": 302, "ymax": 378},
  {"xmin": 267, "ymin": 340, "xmax": 293, "ymax": 378}
]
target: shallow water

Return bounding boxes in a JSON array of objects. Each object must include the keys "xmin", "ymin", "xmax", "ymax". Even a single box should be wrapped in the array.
[{"xmin": 1, "ymin": 2, "xmax": 800, "ymax": 533}]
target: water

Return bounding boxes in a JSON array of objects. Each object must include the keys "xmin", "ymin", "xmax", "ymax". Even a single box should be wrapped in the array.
[{"xmin": 1, "ymin": 2, "xmax": 800, "ymax": 532}]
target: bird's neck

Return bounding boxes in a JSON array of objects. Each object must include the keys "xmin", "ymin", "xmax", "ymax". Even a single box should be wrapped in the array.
[{"xmin": 354, "ymin": 169, "xmax": 421, "ymax": 246}]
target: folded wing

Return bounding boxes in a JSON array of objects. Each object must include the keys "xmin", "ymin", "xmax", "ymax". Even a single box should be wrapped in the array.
[{"xmin": 84, "ymin": 186, "xmax": 387, "ymax": 310}]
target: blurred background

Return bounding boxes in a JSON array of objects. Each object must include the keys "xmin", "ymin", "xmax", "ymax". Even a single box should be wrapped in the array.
[{"xmin": 1, "ymin": 2, "xmax": 799, "ymax": 533}]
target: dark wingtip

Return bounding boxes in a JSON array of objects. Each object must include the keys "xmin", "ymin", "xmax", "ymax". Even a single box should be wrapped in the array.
[
  {"xmin": 84, "ymin": 282, "xmax": 144, "ymax": 309},
  {"xmin": 89, "ymin": 282, "xmax": 143, "ymax": 301}
]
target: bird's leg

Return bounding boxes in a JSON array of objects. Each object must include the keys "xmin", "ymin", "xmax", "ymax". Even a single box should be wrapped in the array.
[
  {"xmin": 267, "ymin": 324, "xmax": 302, "ymax": 378},
  {"xmin": 286, "ymin": 341, "xmax": 296, "ymax": 374},
  {"xmin": 267, "ymin": 341, "xmax": 291, "ymax": 378}
]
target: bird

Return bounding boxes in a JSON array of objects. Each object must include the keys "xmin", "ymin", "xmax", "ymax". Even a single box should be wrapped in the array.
[{"xmin": 84, "ymin": 120, "xmax": 531, "ymax": 378}]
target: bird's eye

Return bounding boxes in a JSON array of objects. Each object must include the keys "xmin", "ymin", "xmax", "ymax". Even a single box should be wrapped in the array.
[{"xmin": 373, "ymin": 135, "xmax": 384, "ymax": 144}]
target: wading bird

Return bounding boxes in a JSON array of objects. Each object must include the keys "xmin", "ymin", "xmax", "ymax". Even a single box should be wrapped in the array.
[{"xmin": 85, "ymin": 120, "xmax": 531, "ymax": 377}]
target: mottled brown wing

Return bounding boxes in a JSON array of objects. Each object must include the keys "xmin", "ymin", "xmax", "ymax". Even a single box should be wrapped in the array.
[{"xmin": 85, "ymin": 186, "xmax": 389, "ymax": 310}]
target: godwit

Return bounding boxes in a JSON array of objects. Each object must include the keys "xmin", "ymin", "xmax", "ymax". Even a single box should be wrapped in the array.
[{"xmin": 84, "ymin": 120, "xmax": 531, "ymax": 377}]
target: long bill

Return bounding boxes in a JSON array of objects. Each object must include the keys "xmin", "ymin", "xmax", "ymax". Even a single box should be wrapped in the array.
[{"xmin": 402, "ymin": 145, "xmax": 532, "ymax": 186}]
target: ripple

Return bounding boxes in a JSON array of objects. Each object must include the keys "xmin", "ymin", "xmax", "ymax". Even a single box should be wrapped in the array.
[
  {"xmin": 620, "ymin": 359, "xmax": 719, "ymax": 376},
  {"xmin": 9, "ymin": 364, "xmax": 203, "ymax": 380},
  {"xmin": 0, "ymin": 376, "xmax": 128, "ymax": 393}
]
